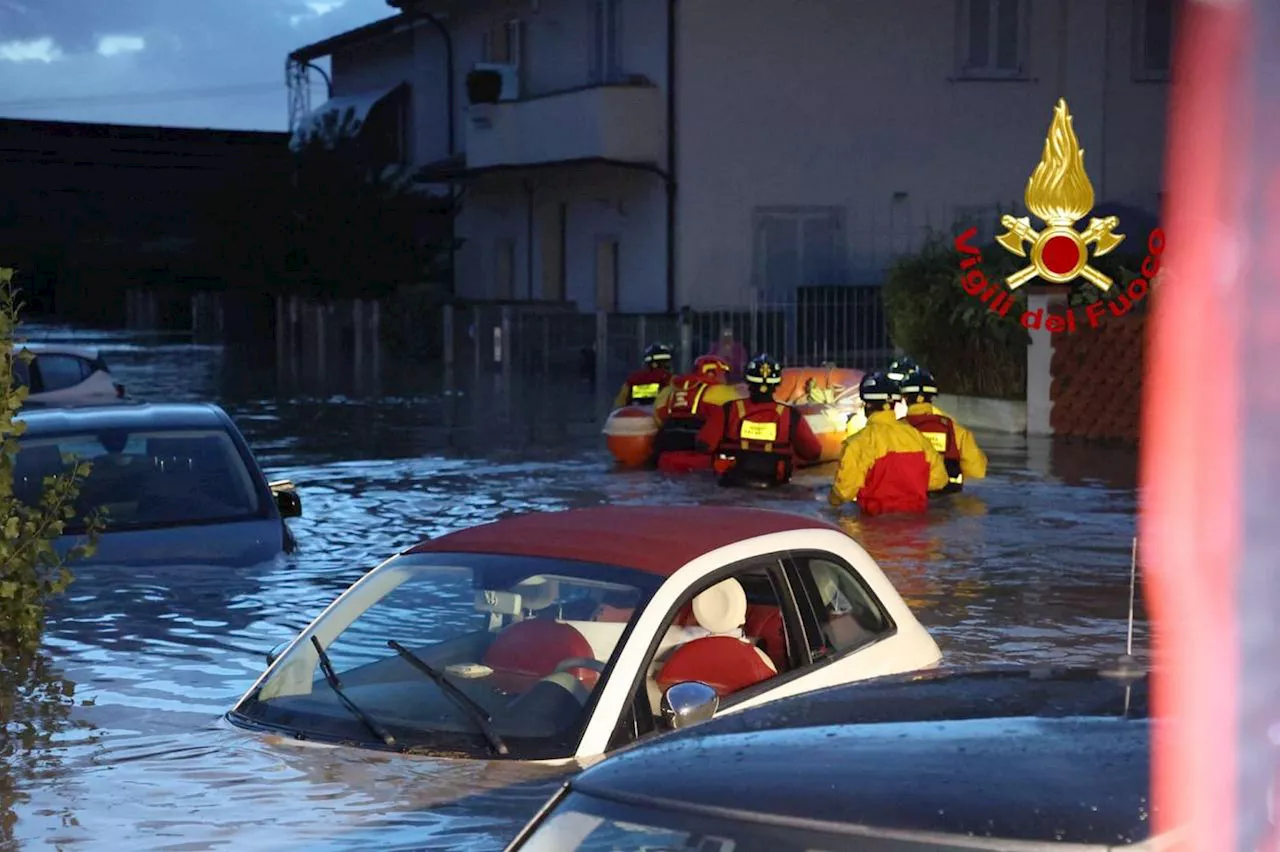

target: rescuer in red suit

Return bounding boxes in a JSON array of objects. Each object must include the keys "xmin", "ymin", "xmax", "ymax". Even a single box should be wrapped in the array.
[
  {"xmin": 651, "ymin": 355, "xmax": 738, "ymax": 472},
  {"xmin": 899, "ymin": 367, "xmax": 987, "ymax": 494},
  {"xmin": 613, "ymin": 343, "xmax": 674, "ymax": 408},
  {"xmin": 696, "ymin": 353, "xmax": 823, "ymax": 487}
]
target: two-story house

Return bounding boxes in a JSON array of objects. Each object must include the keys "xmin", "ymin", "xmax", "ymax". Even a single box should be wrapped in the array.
[{"xmin": 287, "ymin": 0, "xmax": 1175, "ymax": 314}]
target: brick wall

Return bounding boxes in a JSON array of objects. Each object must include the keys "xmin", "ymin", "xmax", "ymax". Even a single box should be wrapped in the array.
[{"xmin": 1049, "ymin": 312, "xmax": 1145, "ymax": 443}]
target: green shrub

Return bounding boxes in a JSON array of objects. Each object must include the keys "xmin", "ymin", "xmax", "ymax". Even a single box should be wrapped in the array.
[
  {"xmin": 882, "ymin": 225, "xmax": 1029, "ymax": 399},
  {"xmin": 0, "ymin": 270, "xmax": 102, "ymax": 652}
]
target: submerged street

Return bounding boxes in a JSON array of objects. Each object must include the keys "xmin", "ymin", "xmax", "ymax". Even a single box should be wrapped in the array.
[{"xmin": 3, "ymin": 326, "xmax": 1146, "ymax": 850}]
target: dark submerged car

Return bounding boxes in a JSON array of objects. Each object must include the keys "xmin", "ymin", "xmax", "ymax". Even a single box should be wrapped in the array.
[
  {"xmin": 14, "ymin": 402, "xmax": 302, "ymax": 565},
  {"xmin": 506, "ymin": 665, "xmax": 1166, "ymax": 852}
]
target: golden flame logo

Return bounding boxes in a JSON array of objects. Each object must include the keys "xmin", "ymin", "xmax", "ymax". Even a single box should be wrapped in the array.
[{"xmin": 996, "ymin": 98, "xmax": 1125, "ymax": 290}]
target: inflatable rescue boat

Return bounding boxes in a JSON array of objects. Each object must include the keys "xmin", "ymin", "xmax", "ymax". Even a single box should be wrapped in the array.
[{"xmin": 603, "ymin": 365, "xmax": 871, "ymax": 468}]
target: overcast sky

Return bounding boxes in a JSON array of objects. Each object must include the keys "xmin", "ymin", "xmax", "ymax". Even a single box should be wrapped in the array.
[{"xmin": 0, "ymin": 0, "xmax": 391, "ymax": 131}]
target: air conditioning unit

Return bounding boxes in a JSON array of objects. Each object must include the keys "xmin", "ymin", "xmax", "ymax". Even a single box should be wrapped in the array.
[{"xmin": 473, "ymin": 62, "xmax": 521, "ymax": 101}]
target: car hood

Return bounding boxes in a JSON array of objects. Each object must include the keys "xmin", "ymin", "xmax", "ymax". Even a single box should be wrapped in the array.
[
  {"xmin": 575, "ymin": 714, "xmax": 1153, "ymax": 845},
  {"xmin": 62, "ymin": 519, "xmax": 286, "ymax": 567}
]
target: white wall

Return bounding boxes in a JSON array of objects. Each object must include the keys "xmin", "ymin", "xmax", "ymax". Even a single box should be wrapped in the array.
[
  {"xmin": 675, "ymin": 0, "xmax": 1171, "ymax": 307},
  {"xmin": 454, "ymin": 165, "xmax": 666, "ymax": 312}
]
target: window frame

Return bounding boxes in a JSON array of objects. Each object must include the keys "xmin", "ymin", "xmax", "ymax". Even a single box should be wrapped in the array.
[
  {"xmin": 782, "ymin": 550, "xmax": 898, "ymax": 666},
  {"xmin": 481, "ymin": 17, "xmax": 523, "ymax": 66},
  {"xmin": 1131, "ymin": 0, "xmax": 1174, "ymax": 82},
  {"xmin": 605, "ymin": 553, "xmax": 815, "ymax": 752},
  {"xmin": 954, "ymin": 0, "xmax": 1031, "ymax": 81},
  {"xmin": 30, "ymin": 353, "xmax": 90, "ymax": 393},
  {"xmin": 750, "ymin": 206, "xmax": 849, "ymax": 295}
]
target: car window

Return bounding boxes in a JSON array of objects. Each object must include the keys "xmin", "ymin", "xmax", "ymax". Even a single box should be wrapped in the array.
[
  {"xmin": 629, "ymin": 559, "xmax": 795, "ymax": 735},
  {"xmin": 32, "ymin": 354, "xmax": 89, "ymax": 392},
  {"xmin": 236, "ymin": 552, "xmax": 661, "ymax": 760},
  {"xmin": 13, "ymin": 427, "xmax": 263, "ymax": 531},
  {"xmin": 11, "ymin": 355, "xmax": 30, "ymax": 389},
  {"xmin": 791, "ymin": 554, "xmax": 893, "ymax": 658}
]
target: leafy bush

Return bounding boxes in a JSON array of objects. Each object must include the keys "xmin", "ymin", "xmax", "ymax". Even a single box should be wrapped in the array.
[
  {"xmin": 882, "ymin": 226, "xmax": 1029, "ymax": 399},
  {"xmin": 0, "ymin": 270, "xmax": 102, "ymax": 651},
  {"xmin": 882, "ymin": 218, "xmax": 1152, "ymax": 399}
]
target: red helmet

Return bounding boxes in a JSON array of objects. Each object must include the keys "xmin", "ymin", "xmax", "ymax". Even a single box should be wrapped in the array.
[{"xmin": 694, "ymin": 355, "xmax": 730, "ymax": 380}]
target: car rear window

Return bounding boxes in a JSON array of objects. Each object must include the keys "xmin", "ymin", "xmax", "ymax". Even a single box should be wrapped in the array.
[
  {"xmin": 13, "ymin": 427, "xmax": 264, "ymax": 532},
  {"xmin": 33, "ymin": 354, "xmax": 91, "ymax": 392}
]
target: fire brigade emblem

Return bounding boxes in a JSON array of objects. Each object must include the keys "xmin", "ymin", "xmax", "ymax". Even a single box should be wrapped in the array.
[{"xmin": 996, "ymin": 98, "xmax": 1125, "ymax": 291}]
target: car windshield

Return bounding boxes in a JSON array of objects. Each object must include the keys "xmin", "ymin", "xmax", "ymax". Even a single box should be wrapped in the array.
[
  {"xmin": 518, "ymin": 792, "xmax": 1077, "ymax": 852},
  {"xmin": 232, "ymin": 552, "xmax": 662, "ymax": 759},
  {"xmin": 13, "ymin": 426, "xmax": 264, "ymax": 533}
]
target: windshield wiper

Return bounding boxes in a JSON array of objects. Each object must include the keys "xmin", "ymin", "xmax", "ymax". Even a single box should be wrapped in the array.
[
  {"xmin": 387, "ymin": 640, "xmax": 510, "ymax": 756},
  {"xmin": 310, "ymin": 636, "xmax": 397, "ymax": 748}
]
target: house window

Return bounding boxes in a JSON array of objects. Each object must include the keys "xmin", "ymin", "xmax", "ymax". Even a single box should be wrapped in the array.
[
  {"xmin": 482, "ymin": 18, "xmax": 522, "ymax": 66},
  {"xmin": 588, "ymin": 0, "xmax": 622, "ymax": 84},
  {"xmin": 1133, "ymin": 0, "xmax": 1173, "ymax": 81},
  {"xmin": 751, "ymin": 207, "xmax": 847, "ymax": 295},
  {"xmin": 956, "ymin": 0, "xmax": 1028, "ymax": 79}
]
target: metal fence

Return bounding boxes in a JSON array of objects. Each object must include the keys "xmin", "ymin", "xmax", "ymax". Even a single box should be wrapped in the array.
[{"xmin": 442, "ymin": 286, "xmax": 894, "ymax": 401}]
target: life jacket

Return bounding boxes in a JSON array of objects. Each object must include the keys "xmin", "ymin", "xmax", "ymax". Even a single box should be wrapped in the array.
[
  {"xmin": 664, "ymin": 375, "xmax": 711, "ymax": 422},
  {"xmin": 714, "ymin": 399, "xmax": 795, "ymax": 484},
  {"xmin": 905, "ymin": 410, "xmax": 963, "ymax": 492},
  {"xmin": 625, "ymin": 367, "xmax": 672, "ymax": 406},
  {"xmin": 655, "ymin": 375, "xmax": 711, "ymax": 456}
]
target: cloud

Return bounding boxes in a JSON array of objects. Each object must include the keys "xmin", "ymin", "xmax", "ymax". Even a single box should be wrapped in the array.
[
  {"xmin": 0, "ymin": 36, "xmax": 62, "ymax": 63},
  {"xmin": 0, "ymin": 0, "xmax": 390, "ymax": 129},
  {"xmin": 96, "ymin": 35, "xmax": 146, "ymax": 57},
  {"xmin": 290, "ymin": 0, "xmax": 347, "ymax": 27}
]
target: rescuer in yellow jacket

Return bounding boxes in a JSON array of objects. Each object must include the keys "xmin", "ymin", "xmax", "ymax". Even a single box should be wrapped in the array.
[
  {"xmin": 829, "ymin": 372, "xmax": 948, "ymax": 515},
  {"xmin": 899, "ymin": 367, "xmax": 987, "ymax": 494}
]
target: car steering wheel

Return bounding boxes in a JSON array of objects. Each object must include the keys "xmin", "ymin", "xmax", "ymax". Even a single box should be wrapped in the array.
[{"xmin": 554, "ymin": 657, "xmax": 605, "ymax": 674}]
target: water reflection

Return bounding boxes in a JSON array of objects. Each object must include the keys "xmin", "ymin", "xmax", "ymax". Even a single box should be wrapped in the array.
[
  {"xmin": 0, "ymin": 651, "xmax": 90, "ymax": 848},
  {"xmin": 3, "ymin": 325, "xmax": 1147, "ymax": 848}
]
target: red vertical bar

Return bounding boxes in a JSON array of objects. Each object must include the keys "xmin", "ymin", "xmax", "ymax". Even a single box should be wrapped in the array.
[{"xmin": 1142, "ymin": 1, "xmax": 1250, "ymax": 850}]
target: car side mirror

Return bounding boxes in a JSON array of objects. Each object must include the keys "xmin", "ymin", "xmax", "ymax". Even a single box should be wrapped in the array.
[
  {"xmin": 660, "ymin": 681, "xmax": 719, "ymax": 730},
  {"xmin": 270, "ymin": 480, "xmax": 302, "ymax": 518},
  {"xmin": 266, "ymin": 641, "xmax": 291, "ymax": 666}
]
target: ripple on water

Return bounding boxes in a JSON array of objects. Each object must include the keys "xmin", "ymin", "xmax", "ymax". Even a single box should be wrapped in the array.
[{"xmin": 3, "ymin": 326, "xmax": 1144, "ymax": 849}]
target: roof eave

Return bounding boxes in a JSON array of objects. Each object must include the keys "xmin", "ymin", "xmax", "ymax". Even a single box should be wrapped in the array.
[{"xmin": 288, "ymin": 14, "xmax": 410, "ymax": 63}]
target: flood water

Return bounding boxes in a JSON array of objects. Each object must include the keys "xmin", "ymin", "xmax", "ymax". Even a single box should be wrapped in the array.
[{"xmin": 2, "ymin": 326, "xmax": 1146, "ymax": 850}]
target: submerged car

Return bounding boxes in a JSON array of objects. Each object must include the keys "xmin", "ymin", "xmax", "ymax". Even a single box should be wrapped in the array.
[
  {"xmin": 227, "ymin": 506, "xmax": 942, "ymax": 762},
  {"xmin": 506, "ymin": 665, "xmax": 1163, "ymax": 851},
  {"xmin": 13, "ymin": 343, "xmax": 126, "ymax": 406},
  {"xmin": 14, "ymin": 402, "xmax": 301, "ymax": 564}
]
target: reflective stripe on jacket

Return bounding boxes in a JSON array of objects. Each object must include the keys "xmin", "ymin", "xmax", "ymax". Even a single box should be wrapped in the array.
[
  {"xmin": 614, "ymin": 367, "xmax": 673, "ymax": 408},
  {"xmin": 906, "ymin": 402, "xmax": 988, "ymax": 483},
  {"xmin": 829, "ymin": 409, "xmax": 949, "ymax": 515}
]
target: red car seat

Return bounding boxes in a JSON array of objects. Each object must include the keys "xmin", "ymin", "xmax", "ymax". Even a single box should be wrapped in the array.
[
  {"xmin": 744, "ymin": 605, "xmax": 787, "ymax": 670},
  {"xmin": 482, "ymin": 619, "xmax": 597, "ymax": 693},
  {"xmin": 656, "ymin": 578, "xmax": 777, "ymax": 698}
]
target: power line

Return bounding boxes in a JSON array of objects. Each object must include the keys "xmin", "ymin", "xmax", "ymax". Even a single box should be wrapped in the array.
[{"xmin": 0, "ymin": 81, "xmax": 321, "ymax": 111}]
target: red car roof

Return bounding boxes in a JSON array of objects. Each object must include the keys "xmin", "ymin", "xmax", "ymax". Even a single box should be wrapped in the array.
[{"xmin": 405, "ymin": 506, "xmax": 843, "ymax": 577}]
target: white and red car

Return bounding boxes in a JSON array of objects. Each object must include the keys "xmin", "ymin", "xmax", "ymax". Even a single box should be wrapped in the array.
[
  {"xmin": 12, "ymin": 343, "xmax": 126, "ymax": 407},
  {"xmin": 228, "ymin": 506, "xmax": 942, "ymax": 762}
]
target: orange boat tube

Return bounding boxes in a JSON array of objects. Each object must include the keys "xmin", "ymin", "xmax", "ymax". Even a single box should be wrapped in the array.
[{"xmin": 602, "ymin": 406, "xmax": 657, "ymax": 468}]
